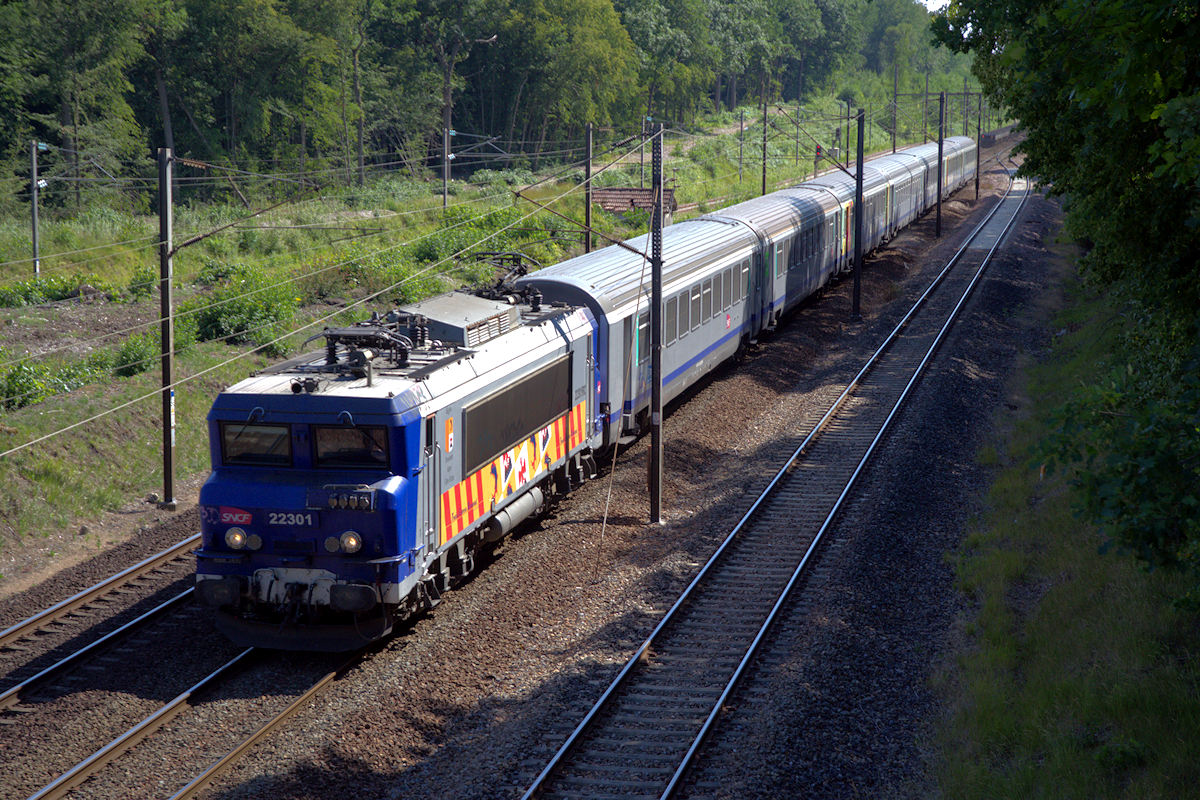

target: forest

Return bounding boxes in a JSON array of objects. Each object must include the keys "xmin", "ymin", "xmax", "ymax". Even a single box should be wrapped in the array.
[{"xmin": 0, "ymin": 0, "xmax": 974, "ymax": 211}]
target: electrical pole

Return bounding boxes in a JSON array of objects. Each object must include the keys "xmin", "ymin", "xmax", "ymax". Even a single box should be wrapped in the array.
[
  {"xmin": 761, "ymin": 101, "xmax": 768, "ymax": 196},
  {"xmin": 795, "ymin": 104, "xmax": 800, "ymax": 166},
  {"xmin": 936, "ymin": 92, "xmax": 945, "ymax": 238},
  {"xmin": 976, "ymin": 93, "xmax": 982, "ymax": 200},
  {"xmin": 739, "ymin": 109, "xmax": 744, "ymax": 182},
  {"xmin": 640, "ymin": 116, "xmax": 647, "ymax": 188},
  {"xmin": 158, "ymin": 148, "xmax": 177, "ymax": 511},
  {"xmin": 924, "ymin": 73, "xmax": 929, "ymax": 142},
  {"xmin": 963, "ymin": 77, "xmax": 969, "ymax": 136},
  {"xmin": 30, "ymin": 140, "xmax": 40, "ymax": 277},
  {"xmin": 442, "ymin": 127, "xmax": 450, "ymax": 208},
  {"xmin": 852, "ymin": 109, "xmax": 864, "ymax": 320},
  {"xmin": 649, "ymin": 123, "xmax": 664, "ymax": 524},
  {"xmin": 585, "ymin": 123, "xmax": 593, "ymax": 253},
  {"xmin": 892, "ymin": 63, "xmax": 898, "ymax": 153}
]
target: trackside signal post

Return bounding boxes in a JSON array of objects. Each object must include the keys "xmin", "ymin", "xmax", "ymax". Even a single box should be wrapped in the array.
[
  {"xmin": 158, "ymin": 148, "xmax": 177, "ymax": 510},
  {"xmin": 649, "ymin": 124, "xmax": 664, "ymax": 523}
]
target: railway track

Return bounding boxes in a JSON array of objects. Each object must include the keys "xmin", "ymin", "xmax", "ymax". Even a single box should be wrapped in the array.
[
  {"xmin": 522, "ymin": 166, "xmax": 1031, "ymax": 799},
  {"xmin": 0, "ymin": 534, "xmax": 199, "ymax": 651},
  {"xmin": 10, "ymin": 638, "xmax": 359, "ymax": 800}
]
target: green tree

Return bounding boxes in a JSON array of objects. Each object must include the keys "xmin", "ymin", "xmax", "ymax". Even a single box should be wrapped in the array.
[
  {"xmin": 24, "ymin": 0, "xmax": 148, "ymax": 205},
  {"xmin": 935, "ymin": 0, "xmax": 1200, "ymax": 598}
]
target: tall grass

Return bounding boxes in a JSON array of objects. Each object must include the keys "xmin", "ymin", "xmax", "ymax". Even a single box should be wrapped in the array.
[{"xmin": 936, "ymin": 263, "xmax": 1200, "ymax": 797}]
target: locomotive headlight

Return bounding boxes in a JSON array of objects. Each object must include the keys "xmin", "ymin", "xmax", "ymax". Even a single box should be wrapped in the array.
[
  {"xmin": 324, "ymin": 536, "xmax": 341, "ymax": 553},
  {"xmin": 246, "ymin": 534, "xmax": 263, "ymax": 551},
  {"xmin": 225, "ymin": 527, "xmax": 247, "ymax": 550},
  {"xmin": 339, "ymin": 530, "xmax": 363, "ymax": 554}
]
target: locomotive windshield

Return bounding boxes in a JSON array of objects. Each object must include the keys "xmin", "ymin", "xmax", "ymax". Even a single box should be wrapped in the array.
[
  {"xmin": 314, "ymin": 426, "xmax": 389, "ymax": 469},
  {"xmin": 221, "ymin": 422, "xmax": 292, "ymax": 466}
]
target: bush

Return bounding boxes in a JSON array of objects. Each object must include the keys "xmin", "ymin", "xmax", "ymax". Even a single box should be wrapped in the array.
[
  {"xmin": 182, "ymin": 263, "xmax": 296, "ymax": 355},
  {"xmin": 126, "ymin": 264, "xmax": 157, "ymax": 300},
  {"xmin": 0, "ymin": 361, "xmax": 51, "ymax": 410},
  {"xmin": 114, "ymin": 332, "xmax": 158, "ymax": 377},
  {"xmin": 0, "ymin": 274, "xmax": 115, "ymax": 307}
]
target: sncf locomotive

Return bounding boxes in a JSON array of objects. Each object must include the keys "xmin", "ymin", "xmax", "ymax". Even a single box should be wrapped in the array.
[{"xmin": 195, "ymin": 136, "xmax": 976, "ymax": 650}]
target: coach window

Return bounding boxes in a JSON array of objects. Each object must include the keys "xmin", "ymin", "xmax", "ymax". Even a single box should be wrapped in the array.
[
  {"xmin": 677, "ymin": 290, "xmax": 689, "ymax": 337},
  {"xmin": 712, "ymin": 273, "xmax": 723, "ymax": 317},
  {"xmin": 723, "ymin": 267, "xmax": 733, "ymax": 308},
  {"xmin": 740, "ymin": 261, "xmax": 750, "ymax": 299},
  {"xmin": 702, "ymin": 279, "xmax": 713, "ymax": 320},
  {"xmin": 665, "ymin": 296, "xmax": 678, "ymax": 345},
  {"xmin": 690, "ymin": 285, "xmax": 701, "ymax": 331},
  {"xmin": 637, "ymin": 311, "xmax": 649, "ymax": 364}
]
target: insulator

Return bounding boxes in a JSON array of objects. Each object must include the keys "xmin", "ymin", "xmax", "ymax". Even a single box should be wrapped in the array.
[{"xmin": 325, "ymin": 339, "xmax": 338, "ymax": 365}]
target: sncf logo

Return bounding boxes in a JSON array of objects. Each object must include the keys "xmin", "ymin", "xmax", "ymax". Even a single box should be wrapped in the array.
[{"xmin": 220, "ymin": 507, "xmax": 252, "ymax": 525}]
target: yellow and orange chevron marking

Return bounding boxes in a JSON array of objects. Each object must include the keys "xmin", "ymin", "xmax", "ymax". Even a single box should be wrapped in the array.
[{"xmin": 439, "ymin": 401, "xmax": 588, "ymax": 544}]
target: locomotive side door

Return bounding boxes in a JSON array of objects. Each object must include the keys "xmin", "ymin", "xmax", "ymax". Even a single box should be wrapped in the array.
[{"xmin": 420, "ymin": 414, "xmax": 440, "ymax": 556}]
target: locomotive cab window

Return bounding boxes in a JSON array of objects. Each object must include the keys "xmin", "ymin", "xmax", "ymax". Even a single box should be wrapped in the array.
[
  {"xmin": 221, "ymin": 422, "xmax": 292, "ymax": 467},
  {"xmin": 314, "ymin": 426, "xmax": 389, "ymax": 468}
]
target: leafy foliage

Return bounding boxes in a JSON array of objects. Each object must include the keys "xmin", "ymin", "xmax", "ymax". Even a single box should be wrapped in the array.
[
  {"xmin": 181, "ymin": 263, "xmax": 296, "ymax": 355},
  {"xmin": 937, "ymin": 0, "xmax": 1200, "ymax": 598}
]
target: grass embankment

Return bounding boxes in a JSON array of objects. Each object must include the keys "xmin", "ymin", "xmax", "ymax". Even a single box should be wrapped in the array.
[{"xmin": 938, "ymin": 266, "xmax": 1200, "ymax": 796}]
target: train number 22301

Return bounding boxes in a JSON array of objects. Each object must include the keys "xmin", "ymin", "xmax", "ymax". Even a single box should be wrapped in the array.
[{"xmin": 268, "ymin": 512, "xmax": 316, "ymax": 526}]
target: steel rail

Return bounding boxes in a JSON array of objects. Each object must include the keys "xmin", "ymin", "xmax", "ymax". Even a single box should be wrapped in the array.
[
  {"xmin": 167, "ymin": 653, "xmax": 362, "ymax": 800},
  {"xmin": 0, "ymin": 534, "xmax": 200, "ymax": 649},
  {"xmin": 25, "ymin": 648, "xmax": 257, "ymax": 800},
  {"xmin": 0, "ymin": 588, "xmax": 194, "ymax": 711},
  {"xmin": 523, "ymin": 164, "xmax": 1026, "ymax": 799}
]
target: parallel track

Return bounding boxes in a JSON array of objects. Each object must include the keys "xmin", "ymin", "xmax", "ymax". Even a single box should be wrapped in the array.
[
  {"xmin": 22, "ymin": 647, "xmax": 361, "ymax": 800},
  {"xmin": 0, "ymin": 534, "xmax": 200, "ymax": 651},
  {"xmin": 523, "ymin": 168, "xmax": 1030, "ymax": 799}
]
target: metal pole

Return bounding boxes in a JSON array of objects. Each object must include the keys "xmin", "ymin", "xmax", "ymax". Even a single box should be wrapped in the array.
[
  {"xmin": 442, "ymin": 127, "xmax": 449, "ymax": 209},
  {"xmin": 649, "ymin": 123, "xmax": 664, "ymax": 524},
  {"xmin": 585, "ymin": 123, "xmax": 593, "ymax": 254},
  {"xmin": 158, "ymin": 148, "xmax": 177, "ymax": 511},
  {"xmin": 739, "ymin": 109, "xmax": 744, "ymax": 182},
  {"xmin": 761, "ymin": 101, "xmax": 767, "ymax": 196},
  {"xmin": 936, "ymin": 92, "xmax": 945, "ymax": 238},
  {"xmin": 30, "ymin": 140, "xmax": 40, "ymax": 277},
  {"xmin": 963, "ymin": 77, "xmax": 969, "ymax": 137},
  {"xmin": 976, "ymin": 93, "xmax": 982, "ymax": 201},
  {"xmin": 852, "ymin": 109, "xmax": 864, "ymax": 320},
  {"xmin": 640, "ymin": 117, "xmax": 645, "ymax": 188},
  {"xmin": 892, "ymin": 63, "xmax": 898, "ymax": 153},
  {"xmin": 924, "ymin": 73, "xmax": 929, "ymax": 142},
  {"xmin": 795, "ymin": 104, "xmax": 800, "ymax": 166}
]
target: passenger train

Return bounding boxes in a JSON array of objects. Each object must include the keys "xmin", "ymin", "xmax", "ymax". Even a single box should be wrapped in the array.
[{"xmin": 194, "ymin": 136, "xmax": 977, "ymax": 650}]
